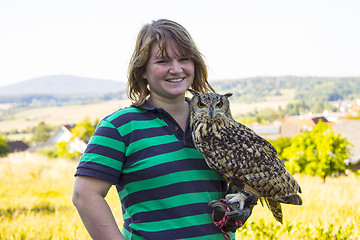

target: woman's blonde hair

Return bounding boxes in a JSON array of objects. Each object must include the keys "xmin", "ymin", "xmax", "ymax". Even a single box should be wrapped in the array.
[{"xmin": 127, "ymin": 19, "xmax": 214, "ymax": 104}]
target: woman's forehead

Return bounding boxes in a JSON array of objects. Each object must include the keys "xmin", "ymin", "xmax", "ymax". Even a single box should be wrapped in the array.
[{"xmin": 152, "ymin": 40, "xmax": 186, "ymax": 58}]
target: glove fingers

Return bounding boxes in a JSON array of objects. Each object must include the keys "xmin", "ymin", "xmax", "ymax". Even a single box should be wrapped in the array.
[
  {"xmin": 209, "ymin": 200, "xmax": 228, "ymax": 222},
  {"xmin": 226, "ymin": 208, "xmax": 251, "ymax": 223},
  {"xmin": 209, "ymin": 194, "xmax": 255, "ymax": 233}
]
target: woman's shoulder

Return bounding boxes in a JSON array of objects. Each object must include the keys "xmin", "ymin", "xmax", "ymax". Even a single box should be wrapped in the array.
[
  {"xmin": 104, "ymin": 105, "xmax": 143, "ymax": 119},
  {"xmin": 99, "ymin": 105, "xmax": 149, "ymax": 126}
]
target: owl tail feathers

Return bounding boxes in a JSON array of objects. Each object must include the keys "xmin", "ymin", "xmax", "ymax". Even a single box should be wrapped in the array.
[
  {"xmin": 265, "ymin": 199, "xmax": 283, "ymax": 224},
  {"xmin": 277, "ymin": 193, "xmax": 303, "ymax": 205}
]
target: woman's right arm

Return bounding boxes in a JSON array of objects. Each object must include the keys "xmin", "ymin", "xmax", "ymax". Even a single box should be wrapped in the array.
[{"xmin": 72, "ymin": 175, "xmax": 125, "ymax": 240}]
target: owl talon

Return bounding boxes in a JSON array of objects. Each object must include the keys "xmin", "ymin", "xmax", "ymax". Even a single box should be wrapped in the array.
[{"xmin": 225, "ymin": 192, "xmax": 248, "ymax": 209}]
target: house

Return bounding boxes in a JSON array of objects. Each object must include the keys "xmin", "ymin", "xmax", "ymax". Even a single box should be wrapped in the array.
[
  {"xmin": 45, "ymin": 124, "xmax": 87, "ymax": 153},
  {"xmin": 247, "ymin": 122, "xmax": 281, "ymax": 140},
  {"xmin": 323, "ymin": 110, "xmax": 348, "ymax": 122},
  {"xmin": 245, "ymin": 115, "xmax": 333, "ymax": 140},
  {"xmin": 8, "ymin": 141, "xmax": 29, "ymax": 152},
  {"xmin": 29, "ymin": 124, "xmax": 87, "ymax": 154},
  {"xmin": 280, "ymin": 121, "xmax": 302, "ymax": 138},
  {"xmin": 46, "ymin": 124, "xmax": 75, "ymax": 144},
  {"xmin": 246, "ymin": 115, "xmax": 333, "ymax": 140},
  {"xmin": 332, "ymin": 120, "xmax": 360, "ymax": 171},
  {"xmin": 282, "ymin": 115, "xmax": 332, "ymax": 136}
]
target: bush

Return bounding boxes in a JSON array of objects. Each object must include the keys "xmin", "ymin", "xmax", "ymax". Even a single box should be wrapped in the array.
[
  {"xmin": 283, "ymin": 121, "xmax": 350, "ymax": 181},
  {"xmin": 55, "ymin": 141, "xmax": 81, "ymax": 159},
  {"xmin": 0, "ymin": 135, "xmax": 11, "ymax": 157}
]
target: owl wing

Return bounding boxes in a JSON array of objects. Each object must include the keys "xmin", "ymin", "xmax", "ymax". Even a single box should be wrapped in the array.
[{"xmin": 223, "ymin": 120, "xmax": 301, "ymax": 203}]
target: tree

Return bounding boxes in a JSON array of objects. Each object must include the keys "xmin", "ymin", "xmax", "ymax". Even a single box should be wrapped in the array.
[
  {"xmin": 70, "ymin": 118, "xmax": 95, "ymax": 143},
  {"xmin": 31, "ymin": 121, "xmax": 52, "ymax": 144},
  {"xmin": 56, "ymin": 141, "xmax": 81, "ymax": 159},
  {"xmin": 0, "ymin": 135, "xmax": 11, "ymax": 157},
  {"xmin": 282, "ymin": 121, "xmax": 350, "ymax": 182},
  {"xmin": 269, "ymin": 137, "xmax": 291, "ymax": 161}
]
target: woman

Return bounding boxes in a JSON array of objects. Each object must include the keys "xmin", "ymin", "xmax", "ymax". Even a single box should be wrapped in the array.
[{"xmin": 73, "ymin": 19, "xmax": 252, "ymax": 240}]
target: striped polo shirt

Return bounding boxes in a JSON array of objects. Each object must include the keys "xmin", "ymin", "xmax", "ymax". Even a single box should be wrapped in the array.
[{"xmin": 75, "ymin": 99, "xmax": 235, "ymax": 240}]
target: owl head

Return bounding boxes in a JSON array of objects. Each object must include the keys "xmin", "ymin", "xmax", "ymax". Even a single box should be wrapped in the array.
[{"xmin": 188, "ymin": 89, "xmax": 233, "ymax": 121}]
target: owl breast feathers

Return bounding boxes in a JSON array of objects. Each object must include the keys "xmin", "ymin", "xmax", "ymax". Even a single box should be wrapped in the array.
[{"xmin": 188, "ymin": 89, "xmax": 302, "ymax": 224}]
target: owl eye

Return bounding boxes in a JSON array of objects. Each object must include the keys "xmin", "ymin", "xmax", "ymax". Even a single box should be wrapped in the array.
[
  {"xmin": 216, "ymin": 101, "xmax": 223, "ymax": 108},
  {"xmin": 197, "ymin": 101, "xmax": 206, "ymax": 108}
]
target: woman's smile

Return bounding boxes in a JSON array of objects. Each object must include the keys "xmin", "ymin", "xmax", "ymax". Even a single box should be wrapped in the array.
[{"xmin": 166, "ymin": 77, "xmax": 185, "ymax": 83}]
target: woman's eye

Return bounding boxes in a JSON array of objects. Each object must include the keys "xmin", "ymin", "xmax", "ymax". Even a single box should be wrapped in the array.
[
  {"xmin": 156, "ymin": 60, "xmax": 167, "ymax": 64},
  {"xmin": 216, "ymin": 102, "xmax": 223, "ymax": 108},
  {"xmin": 197, "ymin": 101, "xmax": 205, "ymax": 108},
  {"xmin": 180, "ymin": 57, "xmax": 190, "ymax": 62}
]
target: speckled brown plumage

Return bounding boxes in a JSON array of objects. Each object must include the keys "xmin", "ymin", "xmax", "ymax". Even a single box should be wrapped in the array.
[{"xmin": 188, "ymin": 90, "xmax": 302, "ymax": 224}]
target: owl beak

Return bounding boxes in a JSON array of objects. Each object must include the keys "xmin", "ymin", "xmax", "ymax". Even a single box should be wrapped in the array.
[{"xmin": 209, "ymin": 106, "xmax": 214, "ymax": 118}]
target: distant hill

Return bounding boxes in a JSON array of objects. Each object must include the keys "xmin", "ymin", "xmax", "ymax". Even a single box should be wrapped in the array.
[{"xmin": 0, "ymin": 75, "xmax": 126, "ymax": 96}]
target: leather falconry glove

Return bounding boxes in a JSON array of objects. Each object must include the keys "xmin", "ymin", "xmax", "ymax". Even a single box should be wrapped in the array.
[{"xmin": 209, "ymin": 190, "xmax": 257, "ymax": 234}]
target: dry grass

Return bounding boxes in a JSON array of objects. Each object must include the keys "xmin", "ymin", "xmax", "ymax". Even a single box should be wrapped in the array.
[
  {"xmin": 236, "ymin": 174, "xmax": 360, "ymax": 239},
  {"xmin": 2, "ymin": 152, "xmax": 358, "ymax": 239},
  {"xmin": 0, "ymin": 152, "xmax": 122, "ymax": 240},
  {"xmin": 0, "ymin": 100, "xmax": 131, "ymax": 131}
]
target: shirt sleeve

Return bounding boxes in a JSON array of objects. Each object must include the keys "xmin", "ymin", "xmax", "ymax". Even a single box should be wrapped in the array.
[{"xmin": 75, "ymin": 119, "xmax": 126, "ymax": 185}]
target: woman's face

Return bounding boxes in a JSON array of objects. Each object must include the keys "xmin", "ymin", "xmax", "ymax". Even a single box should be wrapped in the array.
[{"xmin": 142, "ymin": 40, "xmax": 195, "ymax": 102}]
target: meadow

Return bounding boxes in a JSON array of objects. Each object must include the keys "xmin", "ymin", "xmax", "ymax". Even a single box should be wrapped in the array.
[{"xmin": 0, "ymin": 152, "xmax": 359, "ymax": 240}]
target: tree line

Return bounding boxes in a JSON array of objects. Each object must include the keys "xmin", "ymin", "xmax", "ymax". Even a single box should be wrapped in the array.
[{"xmin": 211, "ymin": 76, "xmax": 360, "ymax": 114}]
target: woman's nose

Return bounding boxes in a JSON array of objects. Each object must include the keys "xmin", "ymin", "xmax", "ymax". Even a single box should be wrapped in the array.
[{"xmin": 169, "ymin": 60, "xmax": 183, "ymax": 74}]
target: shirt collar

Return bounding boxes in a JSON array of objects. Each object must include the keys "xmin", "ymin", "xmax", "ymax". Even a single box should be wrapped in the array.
[
  {"xmin": 131, "ymin": 97, "xmax": 195, "ymax": 148},
  {"xmin": 131, "ymin": 100, "xmax": 157, "ymax": 111}
]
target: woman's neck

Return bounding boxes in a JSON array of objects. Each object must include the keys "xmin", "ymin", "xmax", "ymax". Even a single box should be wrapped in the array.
[
  {"xmin": 148, "ymin": 94, "xmax": 185, "ymax": 113},
  {"xmin": 148, "ymin": 94, "xmax": 189, "ymax": 131}
]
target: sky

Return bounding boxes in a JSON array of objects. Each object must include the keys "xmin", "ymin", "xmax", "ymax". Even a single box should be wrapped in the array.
[{"xmin": 0, "ymin": 0, "xmax": 360, "ymax": 88}]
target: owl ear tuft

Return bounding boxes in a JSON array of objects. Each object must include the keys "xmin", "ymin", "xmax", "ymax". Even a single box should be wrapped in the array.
[
  {"xmin": 224, "ymin": 93, "xmax": 233, "ymax": 98},
  {"xmin": 187, "ymin": 89, "xmax": 200, "ymax": 96}
]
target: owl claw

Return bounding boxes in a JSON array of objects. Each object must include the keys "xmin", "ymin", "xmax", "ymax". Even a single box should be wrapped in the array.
[
  {"xmin": 225, "ymin": 192, "xmax": 248, "ymax": 209},
  {"xmin": 226, "ymin": 191, "xmax": 257, "ymax": 224}
]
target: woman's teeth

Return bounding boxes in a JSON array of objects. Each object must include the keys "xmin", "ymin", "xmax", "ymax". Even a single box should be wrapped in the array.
[{"xmin": 167, "ymin": 78, "xmax": 183, "ymax": 83}]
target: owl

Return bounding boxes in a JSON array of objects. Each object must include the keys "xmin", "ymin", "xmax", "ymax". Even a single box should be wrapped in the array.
[{"xmin": 188, "ymin": 89, "xmax": 302, "ymax": 224}]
